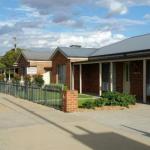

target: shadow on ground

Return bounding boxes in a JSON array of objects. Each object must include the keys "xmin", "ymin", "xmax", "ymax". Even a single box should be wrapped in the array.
[
  {"xmin": 3, "ymin": 97, "xmax": 150, "ymax": 150},
  {"xmin": 122, "ymin": 125, "xmax": 150, "ymax": 138}
]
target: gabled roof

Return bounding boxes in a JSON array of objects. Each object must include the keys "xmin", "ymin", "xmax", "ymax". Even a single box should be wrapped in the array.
[
  {"xmin": 21, "ymin": 49, "xmax": 53, "ymax": 61},
  {"xmin": 51, "ymin": 34, "xmax": 150, "ymax": 60},
  {"xmin": 53, "ymin": 47, "xmax": 97, "ymax": 58},
  {"xmin": 91, "ymin": 33, "xmax": 150, "ymax": 57}
]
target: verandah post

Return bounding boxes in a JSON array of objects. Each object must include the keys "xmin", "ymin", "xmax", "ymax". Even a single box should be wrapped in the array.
[
  {"xmin": 71, "ymin": 64, "xmax": 74, "ymax": 90},
  {"xmin": 99, "ymin": 63, "xmax": 102, "ymax": 96},
  {"xmin": 143, "ymin": 59, "xmax": 147, "ymax": 103},
  {"xmin": 79, "ymin": 64, "xmax": 82, "ymax": 94},
  {"xmin": 110, "ymin": 62, "xmax": 113, "ymax": 92}
]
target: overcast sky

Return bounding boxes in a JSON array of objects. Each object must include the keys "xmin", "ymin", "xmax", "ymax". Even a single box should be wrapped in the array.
[{"xmin": 0, "ymin": 0, "xmax": 150, "ymax": 55}]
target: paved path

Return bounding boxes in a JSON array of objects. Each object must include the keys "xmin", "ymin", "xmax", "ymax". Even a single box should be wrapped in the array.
[
  {"xmin": 0, "ymin": 93, "xmax": 150, "ymax": 150},
  {"xmin": 75, "ymin": 104, "xmax": 150, "ymax": 144}
]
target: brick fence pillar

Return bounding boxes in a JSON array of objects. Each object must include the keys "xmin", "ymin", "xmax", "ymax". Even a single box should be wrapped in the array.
[{"xmin": 63, "ymin": 90, "xmax": 78, "ymax": 112}]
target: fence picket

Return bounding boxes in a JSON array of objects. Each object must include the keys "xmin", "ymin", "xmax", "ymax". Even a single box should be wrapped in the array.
[{"xmin": 0, "ymin": 82, "xmax": 63, "ymax": 110}]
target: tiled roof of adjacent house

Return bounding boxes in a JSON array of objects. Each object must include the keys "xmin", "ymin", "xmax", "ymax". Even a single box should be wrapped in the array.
[
  {"xmin": 22, "ymin": 49, "xmax": 53, "ymax": 61},
  {"xmin": 56, "ymin": 47, "xmax": 97, "ymax": 58}
]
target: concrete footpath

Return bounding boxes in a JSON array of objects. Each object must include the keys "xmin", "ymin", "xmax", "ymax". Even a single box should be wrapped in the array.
[{"xmin": 0, "ymin": 93, "xmax": 150, "ymax": 150}]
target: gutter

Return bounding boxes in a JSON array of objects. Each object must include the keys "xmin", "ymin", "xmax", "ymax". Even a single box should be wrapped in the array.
[{"xmin": 89, "ymin": 49, "xmax": 150, "ymax": 61}]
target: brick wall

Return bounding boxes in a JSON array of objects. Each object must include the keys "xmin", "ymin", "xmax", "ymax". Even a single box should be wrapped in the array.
[
  {"xmin": 130, "ymin": 61, "xmax": 143, "ymax": 101},
  {"xmin": 17, "ymin": 54, "xmax": 29, "ymax": 75},
  {"xmin": 63, "ymin": 90, "xmax": 78, "ymax": 112},
  {"xmin": 115, "ymin": 62, "xmax": 123, "ymax": 93},
  {"xmin": 17, "ymin": 54, "xmax": 52, "ymax": 76},
  {"xmin": 51, "ymin": 51, "xmax": 71, "ymax": 89},
  {"xmin": 82, "ymin": 64, "xmax": 99, "ymax": 95},
  {"xmin": 30, "ymin": 61, "xmax": 52, "ymax": 75},
  {"xmin": 74, "ymin": 65, "xmax": 80, "ymax": 91}
]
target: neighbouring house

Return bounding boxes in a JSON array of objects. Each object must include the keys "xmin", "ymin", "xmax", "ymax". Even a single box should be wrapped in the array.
[
  {"xmin": 50, "ymin": 34, "xmax": 150, "ymax": 104},
  {"xmin": 16, "ymin": 49, "xmax": 53, "ymax": 84},
  {"xmin": 50, "ymin": 46, "xmax": 97, "ymax": 89}
]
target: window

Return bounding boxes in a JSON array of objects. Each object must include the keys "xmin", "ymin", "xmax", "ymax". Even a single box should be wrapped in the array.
[{"xmin": 57, "ymin": 64, "xmax": 66, "ymax": 84}]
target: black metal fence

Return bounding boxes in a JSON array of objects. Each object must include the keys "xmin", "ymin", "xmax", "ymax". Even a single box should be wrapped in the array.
[{"xmin": 0, "ymin": 82, "xmax": 63, "ymax": 110}]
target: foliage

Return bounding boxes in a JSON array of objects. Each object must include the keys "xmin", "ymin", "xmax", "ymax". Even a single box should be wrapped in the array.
[
  {"xmin": 0, "ymin": 74, "xmax": 4, "ymax": 81},
  {"xmin": 44, "ymin": 84, "xmax": 67, "ymax": 91},
  {"xmin": 63, "ymin": 85, "xmax": 68, "ymax": 91},
  {"xmin": 78, "ymin": 93, "xmax": 98, "ymax": 109},
  {"xmin": 33, "ymin": 75, "xmax": 44, "ymax": 87},
  {"xmin": 79, "ymin": 91, "xmax": 136, "ymax": 109},
  {"xmin": 0, "ymin": 48, "xmax": 22, "ymax": 67},
  {"xmin": 102, "ymin": 91, "xmax": 136, "ymax": 107},
  {"xmin": 78, "ymin": 94, "xmax": 93, "ymax": 99},
  {"xmin": 13, "ymin": 74, "xmax": 21, "ymax": 83},
  {"xmin": 24, "ymin": 75, "xmax": 31, "ymax": 85},
  {"xmin": 94, "ymin": 98, "xmax": 109, "ymax": 107},
  {"xmin": 0, "ymin": 62, "xmax": 6, "ymax": 69},
  {"xmin": 102, "ymin": 91, "xmax": 120, "ymax": 101},
  {"xmin": 81, "ymin": 100, "xmax": 95, "ymax": 109},
  {"xmin": 78, "ymin": 98, "xmax": 93, "ymax": 107}
]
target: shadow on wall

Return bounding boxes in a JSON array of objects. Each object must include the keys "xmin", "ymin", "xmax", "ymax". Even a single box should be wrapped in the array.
[{"xmin": 3, "ymin": 97, "xmax": 150, "ymax": 150}]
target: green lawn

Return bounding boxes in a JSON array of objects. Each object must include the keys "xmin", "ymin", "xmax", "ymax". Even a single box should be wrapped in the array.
[
  {"xmin": 78, "ymin": 94, "xmax": 99, "ymax": 107},
  {"xmin": 78, "ymin": 94, "xmax": 94, "ymax": 99}
]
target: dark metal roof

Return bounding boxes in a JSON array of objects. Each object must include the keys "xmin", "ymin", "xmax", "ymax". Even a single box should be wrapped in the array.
[
  {"xmin": 91, "ymin": 33, "xmax": 150, "ymax": 57},
  {"xmin": 56, "ymin": 47, "xmax": 97, "ymax": 58},
  {"xmin": 22, "ymin": 49, "xmax": 53, "ymax": 61},
  {"xmin": 53, "ymin": 34, "xmax": 150, "ymax": 60}
]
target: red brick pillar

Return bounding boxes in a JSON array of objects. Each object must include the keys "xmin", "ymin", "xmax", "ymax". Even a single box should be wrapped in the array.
[{"xmin": 63, "ymin": 90, "xmax": 78, "ymax": 112}]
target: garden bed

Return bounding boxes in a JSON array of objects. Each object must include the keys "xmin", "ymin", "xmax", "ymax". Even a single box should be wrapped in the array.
[
  {"xmin": 77, "ymin": 105, "xmax": 137, "ymax": 112},
  {"xmin": 78, "ymin": 92, "xmax": 136, "ymax": 110}
]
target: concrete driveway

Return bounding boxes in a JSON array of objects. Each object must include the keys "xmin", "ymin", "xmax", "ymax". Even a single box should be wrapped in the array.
[
  {"xmin": 75, "ymin": 104, "xmax": 150, "ymax": 144},
  {"xmin": 0, "ymin": 93, "xmax": 150, "ymax": 150}
]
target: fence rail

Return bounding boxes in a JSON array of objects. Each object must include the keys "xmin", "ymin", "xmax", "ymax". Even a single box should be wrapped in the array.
[{"xmin": 0, "ymin": 82, "xmax": 63, "ymax": 110}]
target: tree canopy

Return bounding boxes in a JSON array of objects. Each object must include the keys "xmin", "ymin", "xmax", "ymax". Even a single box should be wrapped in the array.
[
  {"xmin": 0, "ymin": 48, "xmax": 22, "ymax": 68},
  {"xmin": 0, "ymin": 62, "xmax": 5, "ymax": 68}
]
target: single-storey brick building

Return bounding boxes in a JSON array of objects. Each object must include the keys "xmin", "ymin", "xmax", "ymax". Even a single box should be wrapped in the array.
[
  {"xmin": 16, "ymin": 49, "xmax": 52, "ymax": 76},
  {"xmin": 50, "ymin": 34, "xmax": 150, "ymax": 104}
]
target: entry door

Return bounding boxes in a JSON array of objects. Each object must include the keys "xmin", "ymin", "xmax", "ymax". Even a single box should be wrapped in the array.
[{"xmin": 123, "ymin": 62, "xmax": 130, "ymax": 93}]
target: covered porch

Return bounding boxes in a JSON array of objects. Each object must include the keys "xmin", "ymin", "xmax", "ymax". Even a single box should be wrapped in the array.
[
  {"xmin": 72, "ymin": 59, "xmax": 150, "ymax": 103},
  {"xmin": 0, "ymin": 66, "xmax": 19, "ymax": 82}
]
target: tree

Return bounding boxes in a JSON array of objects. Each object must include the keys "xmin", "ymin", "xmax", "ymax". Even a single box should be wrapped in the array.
[
  {"xmin": 33, "ymin": 75, "xmax": 44, "ymax": 87},
  {"xmin": 0, "ymin": 48, "xmax": 22, "ymax": 67},
  {"xmin": 0, "ymin": 62, "xmax": 5, "ymax": 68}
]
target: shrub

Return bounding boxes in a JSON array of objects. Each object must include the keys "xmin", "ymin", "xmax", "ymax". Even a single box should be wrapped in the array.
[
  {"xmin": 63, "ymin": 85, "xmax": 68, "ymax": 91},
  {"xmin": 80, "ymin": 100, "xmax": 95, "ymax": 109},
  {"xmin": 32, "ymin": 75, "xmax": 44, "ymax": 87},
  {"xmin": 0, "ymin": 74, "xmax": 4, "ymax": 81},
  {"xmin": 102, "ymin": 91, "xmax": 136, "ymax": 107},
  {"xmin": 94, "ymin": 98, "xmax": 109, "ymax": 107},
  {"xmin": 78, "ymin": 92, "xmax": 136, "ymax": 109},
  {"xmin": 24, "ymin": 75, "xmax": 31, "ymax": 85},
  {"xmin": 13, "ymin": 74, "xmax": 21, "ymax": 83},
  {"xmin": 118, "ymin": 93, "xmax": 136, "ymax": 106},
  {"xmin": 44, "ymin": 84, "xmax": 65, "ymax": 91},
  {"xmin": 102, "ymin": 91, "xmax": 120, "ymax": 101}
]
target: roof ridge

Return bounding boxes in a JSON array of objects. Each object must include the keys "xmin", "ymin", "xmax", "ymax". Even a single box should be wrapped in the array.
[
  {"xmin": 90, "ymin": 33, "xmax": 150, "ymax": 57},
  {"xmin": 95, "ymin": 33, "xmax": 150, "ymax": 52},
  {"xmin": 89, "ymin": 48, "xmax": 99, "ymax": 56},
  {"xmin": 56, "ymin": 46, "xmax": 97, "ymax": 58},
  {"xmin": 59, "ymin": 46, "xmax": 96, "ymax": 49}
]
